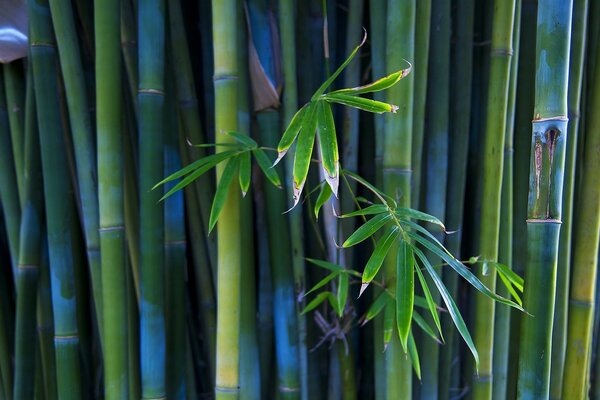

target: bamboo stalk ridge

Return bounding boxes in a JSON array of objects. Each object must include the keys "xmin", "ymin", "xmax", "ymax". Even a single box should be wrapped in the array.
[{"xmin": 517, "ymin": 0, "xmax": 573, "ymax": 398}]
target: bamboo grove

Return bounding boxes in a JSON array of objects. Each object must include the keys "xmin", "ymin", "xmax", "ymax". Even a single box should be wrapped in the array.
[{"xmin": 0, "ymin": 0, "xmax": 599, "ymax": 399}]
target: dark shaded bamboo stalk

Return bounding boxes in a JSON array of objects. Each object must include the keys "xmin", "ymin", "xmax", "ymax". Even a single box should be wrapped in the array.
[
  {"xmin": 2, "ymin": 62, "xmax": 25, "ymax": 203},
  {"xmin": 517, "ymin": 1, "xmax": 573, "ymax": 397}
]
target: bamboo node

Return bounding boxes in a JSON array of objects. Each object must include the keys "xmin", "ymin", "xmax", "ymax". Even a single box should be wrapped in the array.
[
  {"xmin": 526, "ymin": 218, "xmax": 561, "ymax": 224},
  {"xmin": 138, "ymin": 88, "xmax": 165, "ymax": 95},
  {"xmin": 17, "ymin": 264, "xmax": 39, "ymax": 270}
]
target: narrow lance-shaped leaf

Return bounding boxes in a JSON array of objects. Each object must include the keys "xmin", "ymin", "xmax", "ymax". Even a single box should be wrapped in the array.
[
  {"xmin": 396, "ymin": 240, "xmax": 414, "ymax": 351},
  {"xmin": 314, "ymin": 182, "xmax": 332, "ymax": 219},
  {"xmin": 301, "ymin": 291, "xmax": 334, "ymax": 315},
  {"xmin": 291, "ymin": 104, "xmax": 318, "ymax": 208},
  {"xmin": 317, "ymin": 100, "xmax": 339, "ymax": 195},
  {"xmin": 306, "ymin": 257, "xmax": 362, "ymax": 277},
  {"xmin": 362, "ymin": 291, "xmax": 392, "ymax": 325},
  {"xmin": 225, "ymin": 130, "xmax": 258, "ymax": 148},
  {"xmin": 238, "ymin": 151, "xmax": 251, "ymax": 196},
  {"xmin": 323, "ymin": 93, "xmax": 398, "ymax": 114},
  {"xmin": 329, "ymin": 66, "xmax": 412, "ymax": 95},
  {"xmin": 396, "ymin": 207, "xmax": 446, "ymax": 230},
  {"xmin": 336, "ymin": 273, "xmax": 349, "ymax": 317},
  {"xmin": 408, "ymin": 331, "xmax": 421, "ymax": 380},
  {"xmin": 413, "ymin": 251, "xmax": 443, "ymax": 340},
  {"xmin": 311, "ymin": 30, "xmax": 367, "ymax": 100},
  {"xmin": 360, "ymin": 226, "xmax": 400, "ymax": 296},
  {"xmin": 494, "ymin": 262, "xmax": 524, "ymax": 290},
  {"xmin": 274, "ymin": 103, "xmax": 308, "ymax": 165},
  {"xmin": 304, "ymin": 271, "xmax": 339, "ymax": 297},
  {"xmin": 253, "ymin": 148, "xmax": 281, "ymax": 188},
  {"xmin": 343, "ymin": 212, "xmax": 392, "ymax": 248},
  {"xmin": 208, "ymin": 156, "xmax": 240, "ymax": 233},
  {"xmin": 383, "ymin": 302, "xmax": 394, "ymax": 349},
  {"xmin": 412, "ymin": 311, "xmax": 442, "ymax": 344},
  {"xmin": 337, "ymin": 204, "xmax": 388, "ymax": 218},
  {"xmin": 413, "ymin": 246, "xmax": 479, "ymax": 370}
]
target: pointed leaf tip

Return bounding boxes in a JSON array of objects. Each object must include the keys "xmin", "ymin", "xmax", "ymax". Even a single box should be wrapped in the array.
[{"xmin": 359, "ymin": 282, "xmax": 369, "ymax": 298}]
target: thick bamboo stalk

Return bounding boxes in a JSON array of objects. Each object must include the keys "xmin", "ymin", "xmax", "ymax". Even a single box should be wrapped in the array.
[
  {"xmin": 212, "ymin": 1, "xmax": 242, "ymax": 398},
  {"xmin": 29, "ymin": 0, "xmax": 83, "ymax": 397},
  {"xmin": 560, "ymin": 20, "xmax": 600, "ymax": 400},
  {"xmin": 471, "ymin": 2, "xmax": 516, "ymax": 398},
  {"xmin": 549, "ymin": 1, "xmax": 588, "ymax": 397},
  {"xmin": 517, "ymin": 1, "xmax": 573, "ymax": 397},
  {"xmin": 37, "ymin": 243, "xmax": 58, "ymax": 400},
  {"xmin": 0, "ymin": 261, "xmax": 13, "ymax": 400},
  {"xmin": 383, "ymin": 1, "xmax": 414, "ymax": 399}
]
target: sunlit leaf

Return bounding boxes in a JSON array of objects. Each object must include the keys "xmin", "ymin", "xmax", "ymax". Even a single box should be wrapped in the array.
[
  {"xmin": 363, "ymin": 291, "xmax": 391, "ymax": 325},
  {"xmin": 383, "ymin": 302, "xmax": 394, "ymax": 349},
  {"xmin": 306, "ymin": 258, "xmax": 361, "ymax": 277},
  {"xmin": 274, "ymin": 103, "xmax": 309, "ymax": 164},
  {"xmin": 336, "ymin": 273, "xmax": 349, "ymax": 317},
  {"xmin": 253, "ymin": 148, "xmax": 282, "ymax": 188},
  {"xmin": 317, "ymin": 100, "xmax": 339, "ymax": 195},
  {"xmin": 302, "ymin": 291, "xmax": 334, "ymax": 315},
  {"xmin": 397, "ymin": 241, "xmax": 414, "ymax": 351},
  {"xmin": 314, "ymin": 183, "xmax": 332, "ymax": 219},
  {"xmin": 396, "ymin": 207, "xmax": 446, "ymax": 230},
  {"xmin": 304, "ymin": 271, "xmax": 338, "ymax": 297},
  {"xmin": 343, "ymin": 170, "xmax": 395, "ymax": 206},
  {"xmin": 408, "ymin": 331, "xmax": 421, "ymax": 380},
  {"xmin": 208, "ymin": 156, "xmax": 240, "ymax": 233},
  {"xmin": 413, "ymin": 253, "xmax": 443, "ymax": 340},
  {"xmin": 494, "ymin": 262, "xmax": 524, "ymax": 291},
  {"xmin": 497, "ymin": 270, "xmax": 523, "ymax": 306},
  {"xmin": 239, "ymin": 151, "xmax": 251, "ymax": 196},
  {"xmin": 337, "ymin": 204, "xmax": 388, "ymax": 218},
  {"xmin": 225, "ymin": 131, "xmax": 258, "ymax": 149},
  {"xmin": 291, "ymin": 104, "xmax": 318, "ymax": 208},
  {"xmin": 324, "ymin": 93, "xmax": 398, "ymax": 114},
  {"xmin": 329, "ymin": 66, "xmax": 412, "ymax": 95},
  {"xmin": 360, "ymin": 226, "xmax": 400, "ymax": 296},
  {"xmin": 343, "ymin": 213, "xmax": 392, "ymax": 248},
  {"xmin": 412, "ymin": 311, "xmax": 441, "ymax": 344}
]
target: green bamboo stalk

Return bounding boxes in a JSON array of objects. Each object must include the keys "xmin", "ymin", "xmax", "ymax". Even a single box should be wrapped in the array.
[
  {"xmin": 278, "ymin": 0, "xmax": 309, "ymax": 397},
  {"xmin": 212, "ymin": 1, "xmax": 242, "ymax": 398},
  {"xmin": 383, "ymin": 1, "xmax": 414, "ymax": 399},
  {"xmin": 138, "ymin": 0, "xmax": 167, "ymax": 397},
  {"xmin": 517, "ymin": 0, "xmax": 573, "ymax": 397},
  {"xmin": 439, "ymin": 1, "xmax": 474, "ymax": 398},
  {"xmin": 13, "ymin": 64, "xmax": 42, "ymax": 400},
  {"xmin": 127, "ymin": 254, "xmax": 141, "ymax": 400},
  {"xmin": 492, "ymin": 3, "xmax": 521, "ymax": 398},
  {"xmin": 0, "ymin": 72, "xmax": 21, "ymax": 278},
  {"xmin": 471, "ymin": 2, "xmax": 515, "ymax": 398},
  {"xmin": 0, "ymin": 263, "xmax": 12, "ymax": 400},
  {"xmin": 96, "ymin": 0, "xmax": 129, "ymax": 396},
  {"xmin": 560, "ymin": 21, "xmax": 600, "ymax": 400},
  {"xmin": 121, "ymin": 0, "xmax": 138, "ymax": 119},
  {"xmin": 549, "ymin": 1, "xmax": 588, "ymax": 397},
  {"xmin": 29, "ymin": 0, "xmax": 83, "ymax": 397},
  {"xmin": 49, "ymin": 0, "xmax": 103, "ymax": 348},
  {"xmin": 411, "ymin": 0, "xmax": 431, "ymax": 211},
  {"xmin": 3, "ymin": 62, "xmax": 25, "ymax": 203}
]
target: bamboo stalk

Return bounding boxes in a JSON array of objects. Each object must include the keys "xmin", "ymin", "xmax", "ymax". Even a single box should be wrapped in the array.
[
  {"xmin": 383, "ymin": 1, "xmax": 414, "ymax": 399},
  {"xmin": 560, "ymin": 17, "xmax": 600, "ymax": 399},
  {"xmin": 549, "ymin": 0, "xmax": 588, "ymax": 397},
  {"xmin": 517, "ymin": 1, "xmax": 573, "ymax": 397},
  {"xmin": 212, "ymin": 1, "xmax": 242, "ymax": 398},
  {"xmin": 2, "ymin": 62, "xmax": 25, "ymax": 203},
  {"xmin": 29, "ymin": 0, "xmax": 83, "ymax": 396},
  {"xmin": 0, "ymin": 262, "xmax": 12, "ymax": 400}
]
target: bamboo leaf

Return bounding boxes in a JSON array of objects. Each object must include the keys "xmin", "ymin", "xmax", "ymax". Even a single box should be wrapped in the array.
[
  {"xmin": 360, "ymin": 226, "xmax": 400, "ymax": 296},
  {"xmin": 336, "ymin": 273, "xmax": 349, "ymax": 317},
  {"xmin": 301, "ymin": 291, "xmax": 332, "ymax": 315},
  {"xmin": 396, "ymin": 207, "xmax": 446, "ymax": 230},
  {"xmin": 311, "ymin": 30, "xmax": 367, "ymax": 100},
  {"xmin": 342, "ymin": 213, "xmax": 392, "ymax": 248},
  {"xmin": 306, "ymin": 258, "xmax": 361, "ymax": 277},
  {"xmin": 363, "ymin": 291, "xmax": 391, "ymax": 325},
  {"xmin": 343, "ymin": 170, "xmax": 395, "ymax": 206},
  {"xmin": 337, "ymin": 204, "xmax": 388, "ymax": 218},
  {"xmin": 396, "ymin": 241, "xmax": 414, "ymax": 351},
  {"xmin": 154, "ymin": 150, "xmax": 239, "ymax": 190},
  {"xmin": 323, "ymin": 93, "xmax": 398, "ymax": 114},
  {"xmin": 412, "ymin": 311, "xmax": 442, "ymax": 344},
  {"xmin": 383, "ymin": 302, "xmax": 394, "ymax": 349},
  {"xmin": 329, "ymin": 66, "xmax": 412, "ymax": 95},
  {"xmin": 413, "ymin": 254, "xmax": 443, "ymax": 340},
  {"xmin": 314, "ymin": 182, "xmax": 332, "ymax": 219},
  {"xmin": 304, "ymin": 271, "xmax": 339, "ymax": 297},
  {"xmin": 413, "ymin": 246, "xmax": 479, "ymax": 370},
  {"xmin": 225, "ymin": 131, "xmax": 258, "ymax": 149},
  {"xmin": 494, "ymin": 262, "xmax": 524, "ymax": 291},
  {"xmin": 317, "ymin": 100, "xmax": 339, "ymax": 195},
  {"xmin": 408, "ymin": 331, "xmax": 421, "ymax": 380},
  {"xmin": 274, "ymin": 103, "xmax": 308, "ymax": 164},
  {"xmin": 208, "ymin": 156, "xmax": 240, "ymax": 233},
  {"xmin": 292, "ymin": 104, "xmax": 318, "ymax": 208},
  {"xmin": 253, "ymin": 148, "xmax": 281, "ymax": 188},
  {"xmin": 238, "ymin": 152, "xmax": 251, "ymax": 196},
  {"xmin": 497, "ymin": 270, "xmax": 523, "ymax": 306}
]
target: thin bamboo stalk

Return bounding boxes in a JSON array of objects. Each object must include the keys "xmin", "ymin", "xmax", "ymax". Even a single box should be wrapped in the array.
[
  {"xmin": 2, "ymin": 62, "xmax": 25, "ymax": 203},
  {"xmin": 549, "ymin": 1, "xmax": 588, "ymax": 397},
  {"xmin": 471, "ymin": 2, "xmax": 515, "ymax": 398},
  {"xmin": 29, "ymin": 0, "xmax": 83, "ymax": 396},
  {"xmin": 212, "ymin": 1, "xmax": 242, "ymax": 398},
  {"xmin": 0, "ymin": 263, "xmax": 12, "ymax": 400},
  {"xmin": 492, "ymin": 3, "xmax": 521, "ymax": 398},
  {"xmin": 383, "ymin": 1, "xmax": 414, "ymax": 399},
  {"xmin": 138, "ymin": 0, "xmax": 167, "ymax": 397},
  {"xmin": 121, "ymin": 0, "xmax": 138, "ymax": 119},
  {"xmin": 517, "ymin": 0, "xmax": 573, "ymax": 397},
  {"xmin": 560, "ymin": 19, "xmax": 600, "ymax": 400}
]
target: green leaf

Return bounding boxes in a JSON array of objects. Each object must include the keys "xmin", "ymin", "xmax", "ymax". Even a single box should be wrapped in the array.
[
  {"xmin": 253, "ymin": 148, "xmax": 281, "ymax": 188},
  {"xmin": 343, "ymin": 170, "xmax": 396, "ymax": 206},
  {"xmin": 497, "ymin": 270, "xmax": 523, "ymax": 306},
  {"xmin": 494, "ymin": 262, "xmax": 524, "ymax": 291},
  {"xmin": 408, "ymin": 331, "xmax": 421, "ymax": 380},
  {"xmin": 208, "ymin": 156, "xmax": 240, "ymax": 233},
  {"xmin": 413, "ymin": 252, "xmax": 443, "ymax": 340},
  {"xmin": 304, "ymin": 271, "xmax": 339, "ymax": 297},
  {"xmin": 292, "ymin": 104, "xmax": 318, "ymax": 208},
  {"xmin": 412, "ymin": 311, "xmax": 441, "ymax": 344},
  {"xmin": 225, "ymin": 131, "xmax": 258, "ymax": 149},
  {"xmin": 301, "ymin": 291, "xmax": 332, "ymax": 315},
  {"xmin": 314, "ymin": 183, "xmax": 332, "ymax": 219},
  {"xmin": 275, "ymin": 104, "xmax": 309, "ymax": 164},
  {"xmin": 311, "ymin": 30, "xmax": 367, "ymax": 100},
  {"xmin": 396, "ymin": 207, "xmax": 446, "ymax": 230},
  {"xmin": 238, "ymin": 151, "xmax": 251, "ymax": 196},
  {"xmin": 337, "ymin": 204, "xmax": 388, "ymax": 218},
  {"xmin": 360, "ymin": 226, "xmax": 400, "ymax": 296},
  {"xmin": 154, "ymin": 150, "xmax": 239, "ymax": 190},
  {"xmin": 413, "ymin": 246, "xmax": 479, "ymax": 370},
  {"xmin": 336, "ymin": 273, "xmax": 349, "ymax": 317},
  {"xmin": 363, "ymin": 291, "xmax": 391, "ymax": 325},
  {"xmin": 323, "ymin": 93, "xmax": 398, "ymax": 113},
  {"xmin": 383, "ymin": 302, "xmax": 394, "ymax": 348},
  {"xmin": 306, "ymin": 258, "xmax": 362, "ymax": 277},
  {"xmin": 316, "ymin": 100, "xmax": 339, "ymax": 195},
  {"xmin": 343, "ymin": 213, "xmax": 392, "ymax": 248},
  {"xmin": 329, "ymin": 66, "xmax": 412, "ymax": 95},
  {"xmin": 396, "ymin": 241, "xmax": 414, "ymax": 351}
]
